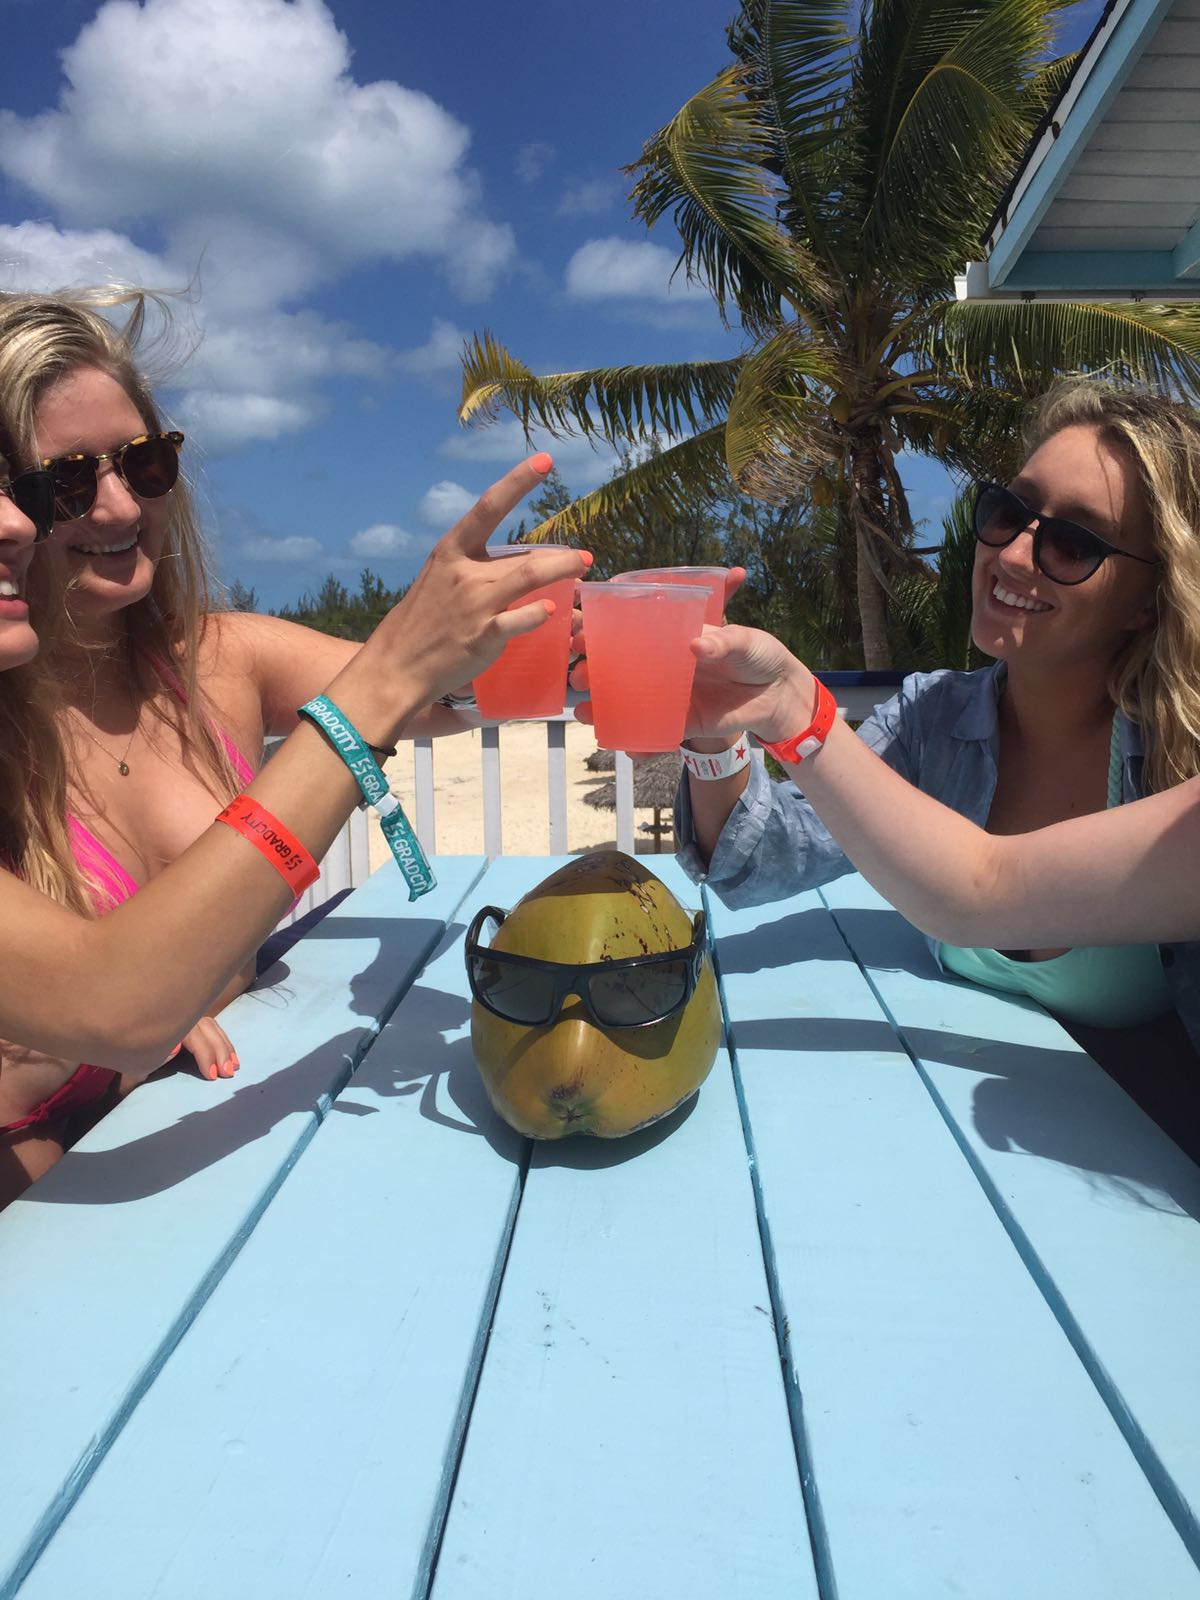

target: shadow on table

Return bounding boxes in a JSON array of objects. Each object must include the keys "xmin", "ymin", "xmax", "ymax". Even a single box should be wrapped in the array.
[
  {"xmin": 716, "ymin": 906, "xmax": 1200, "ymax": 1221},
  {"xmin": 713, "ymin": 908, "xmax": 851, "ymax": 977},
  {"xmin": 532, "ymin": 1093, "xmax": 697, "ymax": 1169},
  {"xmin": 33, "ymin": 910, "xmax": 683, "ymax": 1205},
  {"xmin": 328, "ymin": 973, "xmax": 518, "ymax": 1162},
  {"xmin": 28, "ymin": 913, "xmax": 477, "ymax": 1204}
]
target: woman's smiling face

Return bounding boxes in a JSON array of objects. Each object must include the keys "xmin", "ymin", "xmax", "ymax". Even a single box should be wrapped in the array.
[
  {"xmin": 970, "ymin": 423, "xmax": 1160, "ymax": 675},
  {"xmin": 0, "ymin": 470, "xmax": 40, "ymax": 669},
  {"xmin": 34, "ymin": 364, "xmax": 172, "ymax": 641}
]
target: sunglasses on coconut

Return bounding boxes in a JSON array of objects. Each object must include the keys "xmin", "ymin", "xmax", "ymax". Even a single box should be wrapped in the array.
[
  {"xmin": 40, "ymin": 431, "xmax": 184, "ymax": 523},
  {"xmin": 973, "ymin": 481, "xmax": 1160, "ymax": 587},
  {"xmin": 0, "ymin": 468, "xmax": 56, "ymax": 541},
  {"xmin": 465, "ymin": 904, "xmax": 708, "ymax": 1029}
]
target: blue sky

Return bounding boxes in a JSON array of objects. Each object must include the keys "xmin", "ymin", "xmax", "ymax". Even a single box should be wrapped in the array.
[{"xmin": 0, "ymin": 0, "xmax": 1105, "ymax": 610}]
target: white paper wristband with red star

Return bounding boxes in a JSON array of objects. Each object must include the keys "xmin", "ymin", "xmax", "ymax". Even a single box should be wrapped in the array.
[{"xmin": 680, "ymin": 736, "xmax": 752, "ymax": 781}]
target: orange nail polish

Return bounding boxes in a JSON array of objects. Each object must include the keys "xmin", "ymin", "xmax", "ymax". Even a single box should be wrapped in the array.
[
  {"xmin": 580, "ymin": 551, "xmax": 594, "ymax": 568},
  {"xmin": 530, "ymin": 452, "xmax": 553, "ymax": 475}
]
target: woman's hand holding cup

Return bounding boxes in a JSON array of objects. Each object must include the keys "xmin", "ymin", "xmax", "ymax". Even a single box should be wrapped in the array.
[
  {"xmin": 686, "ymin": 625, "xmax": 817, "ymax": 746},
  {"xmin": 368, "ymin": 454, "xmax": 592, "ymax": 712}
]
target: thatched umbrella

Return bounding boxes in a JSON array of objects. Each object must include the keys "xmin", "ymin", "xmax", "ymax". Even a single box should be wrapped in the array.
[{"xmin": 582, "ymin": 753, "xmax": 682, "ymax": 851}]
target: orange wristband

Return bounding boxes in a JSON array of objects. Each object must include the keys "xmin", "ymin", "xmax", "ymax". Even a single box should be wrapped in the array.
[{"xmin": 215, "ymin": 794, "xmax": 320, "ymax": 893}]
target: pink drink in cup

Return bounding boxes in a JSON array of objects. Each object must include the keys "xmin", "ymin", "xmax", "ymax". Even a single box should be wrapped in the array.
[
  {"xmin": 611, "ymin": 566, "xmax": 729, "ymax": 626},
  {"xmin": 579, "ymin": 581, "xmax": 712, "ymax": 751},
  {"xmin": 473, "ymin": 545, "xmax": 576, "ymax": 719}
]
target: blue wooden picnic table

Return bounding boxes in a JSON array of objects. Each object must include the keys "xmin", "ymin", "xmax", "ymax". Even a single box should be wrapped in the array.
[{"xmin": 2, "ymin": 854, "xmax": 1199, "ymax": 1599}]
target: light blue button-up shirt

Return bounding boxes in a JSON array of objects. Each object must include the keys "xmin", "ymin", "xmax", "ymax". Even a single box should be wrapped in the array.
[{"xmin": 676, "ymin": 661, "xmax": 1200, "ymax": 1048}]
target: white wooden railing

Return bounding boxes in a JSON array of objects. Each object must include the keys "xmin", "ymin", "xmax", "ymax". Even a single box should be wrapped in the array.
[
  {"xmin": 274, "ymin": 673, "xmax": 903, "ymax": 927},
  {"xmin": 409, "ymin": 713, "xmax": 641, "ymax": 860}
]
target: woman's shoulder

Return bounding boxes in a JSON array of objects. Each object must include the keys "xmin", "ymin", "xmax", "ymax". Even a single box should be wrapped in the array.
[
  {"xmin": 885, "ymin": 662, "xmax": 1003, "ymax": 721},
  {"xmin": 200, "ymin": 607, "xmax": 292, "ymax": 658},
  {"xmin": 197, "ymin": 609, "xmax": 359, "ymax": 736},
  {"xmin": 197, "ymin": 610, "xmax": 320, "ymax": 682}
]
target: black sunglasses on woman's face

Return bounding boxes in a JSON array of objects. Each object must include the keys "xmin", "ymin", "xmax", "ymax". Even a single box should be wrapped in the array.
[
  {"xmin": 0, "ymin": 468, "xmax": 56, "ymax": 541},
  {"xmin": 465, "ymin": 905, "xmax": 708, "ymax": 1029},
  {"xmin": 973, "ymin": 481, "xmax": 1161, "ymax": 587}
]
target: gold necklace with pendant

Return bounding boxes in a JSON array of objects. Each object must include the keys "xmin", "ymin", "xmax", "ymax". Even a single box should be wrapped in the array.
[{"xmin": 71, "ymin": 714, "xmax": 138, "ymax": 776}]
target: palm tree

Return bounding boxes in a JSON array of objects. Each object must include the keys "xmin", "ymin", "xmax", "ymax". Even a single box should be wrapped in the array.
[
  {"xmin": 892, "ymin": 489, "xmax": 987, "ymax": 674},
  {"xmin": 460, "ymin": 0, "xmax": 1200, "ymax": 667}
]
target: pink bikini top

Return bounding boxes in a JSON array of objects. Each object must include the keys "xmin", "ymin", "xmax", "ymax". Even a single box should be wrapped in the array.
[
  {"xmin": 69, "ymin": 658, "xmax": 256, "ymax": 910},
  {"xmin": 69, "ymin": 728, "xmax": 254, "ymax": 909}
]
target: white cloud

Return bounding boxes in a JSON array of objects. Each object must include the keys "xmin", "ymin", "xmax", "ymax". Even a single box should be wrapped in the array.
[
  {"xmin": 516, "ymin": 142, "xmax": 555, "ymax": 183},
  {"xmin": 242, "ymin": 534, "xmax": 324, "ymax": 563},
  {"xmin": 558, "ymin": 178, "xmax": 619, "ymax": 217},
  {"xmin": 181, "ymin": 308, "xmax": 390, "ymax": 396},
  {"xmin": 0, "ymin": 221, "xmax": 171, "ymax": 295},
  {"xmin": 419, "ymin": 480, "xmax": 478, "ymax": 526},
  {"xmin": 0, "ymin": 0, "xmax": 515, "ymax": 298},
  {"xmin": 565, "ymin": 237, "xmax": 709, "ymax": 302},
  {"xmin": 177, "ymin": 390, "xmax": 318, "ymax": 451},
  {"xmin": 398, "ymin": 319, "xmax": 468, "ymax": 375},
  {"xmin": 0, "ymin": 0, "xmax": 530, "ymax": 454},
  {"xmin": 349, "ymin": 523, "xmax": 412, "ymax": 558},
  {"xmin": 0, "ymin": 230, "xmax": 395, "ymax": 451},
  {"xmin": 441, "ymin": 419, "xmax": 619, "ymax": 488}
]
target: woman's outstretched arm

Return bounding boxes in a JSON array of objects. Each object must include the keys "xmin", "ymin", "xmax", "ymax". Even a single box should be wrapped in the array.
[{"xmin": 683, "ymin": 625, "xmax": 1200, "ymax": 949}]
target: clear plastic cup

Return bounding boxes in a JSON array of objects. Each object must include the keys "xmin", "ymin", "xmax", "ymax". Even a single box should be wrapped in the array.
[
  {"xmin": 578, "ymin": 581, "xmax": 712, "ymax": 751},
  {"xmin": 473, "ymin": 545, "xmax": 576, "ymax": 720},
  {"xmin": 611, "ymin": 566, "xmax": 729, "ymax": 626}
]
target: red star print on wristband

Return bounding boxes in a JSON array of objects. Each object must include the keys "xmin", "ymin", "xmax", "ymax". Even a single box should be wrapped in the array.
[{"xmin": 680, "ymin": 737, "xmax": 753, "ymax": 781}]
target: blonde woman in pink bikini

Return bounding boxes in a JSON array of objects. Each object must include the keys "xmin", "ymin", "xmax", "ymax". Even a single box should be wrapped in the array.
[{"xmin": 0, "ymin": 289, "xmax": 480, "ymax": 1197}]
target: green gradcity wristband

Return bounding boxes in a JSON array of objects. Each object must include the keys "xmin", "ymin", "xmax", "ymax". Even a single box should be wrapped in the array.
[{"xmin": 297, "ymin": 694, "xmax": 437, "ymax": 901}]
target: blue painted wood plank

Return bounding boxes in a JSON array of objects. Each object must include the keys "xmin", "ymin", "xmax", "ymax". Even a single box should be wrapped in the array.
[
  {"xmin": 820, "ymin": 872, "xmax": 1200, "ymax": 1574},
  {"xmin": 709, "ymin": 882, "xmax": 1200, "ymax": 1599},
  {"xmin": 431, "ymin": 858, "xmax": 817, "ymax": 1600},
  {"xmin": 0, "ymin": 857, "xmax": 486, "ymax": 1600},
  {"xmin": 9, "ymin": 857, "xmax": 545, "ymax": 1600}
]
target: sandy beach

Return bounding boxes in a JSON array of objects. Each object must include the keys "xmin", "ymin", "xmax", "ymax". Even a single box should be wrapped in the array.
[{"xmin": 369, "ymin": 719, "xmax": 678, "ymax": 868}]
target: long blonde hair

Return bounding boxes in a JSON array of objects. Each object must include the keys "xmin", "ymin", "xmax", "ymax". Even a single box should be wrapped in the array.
[
  {"xmin": 0, "ymin": 287, "xmax": 241, "ymax": 909},
  {"xmin": 1026, "ymin": 381, "xmax": 1200, "ymax": 795}
]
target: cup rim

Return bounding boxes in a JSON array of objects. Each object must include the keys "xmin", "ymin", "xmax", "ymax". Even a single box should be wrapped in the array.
[
  {"xmin": 486, "ymin": 541, "xmax": 575, "ymax": 557},
  {"xmin": 611, "ymin": 565, "xmax": 729, "ymax": 580},
  {"xmin": 580, "ymin": 580, "xmax": 715, "ymax": 600}
]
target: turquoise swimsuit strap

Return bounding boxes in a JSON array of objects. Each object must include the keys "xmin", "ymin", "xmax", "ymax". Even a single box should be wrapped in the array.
[{"xmin": 1106, "ymin": 713, "xmax": 1123, "ymax": 810}]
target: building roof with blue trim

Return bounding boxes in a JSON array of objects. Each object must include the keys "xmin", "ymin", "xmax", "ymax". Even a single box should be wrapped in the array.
[{"xmin": 957, "ymin": 0, "xmax": 1200, "ymax": 301}]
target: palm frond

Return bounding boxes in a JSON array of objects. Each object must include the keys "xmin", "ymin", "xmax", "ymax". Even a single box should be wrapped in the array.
[
  {"xmin": 738, "ymin": 0, "xmax": 857, "ymax": 250},
  {"xmin": 1029, "ymin": 47, "xmax": 1078, "ymax": 110},
  {"xmin": 892, "ymin": 486, "xmax": 984, "ymax": 671},
  {"xmin": 458, "ymin": 331, "xmax": 743, "ymax": 444},
  {"xmin": 628, "ymin": 65, "xmax": 830, "ymax": 331},
  {"xmin": 890, "ymin": 380, "xmax": 1034, "ymax": 481},
  {"xmin": 722, "ymin": 492, "xmax": 864, "ymax": 667},
  {"xmin": 855, "ymin": 0, "xmax": 1055, "ymax": 278},
  {"xmin": 522, "ymin": 428, "xmax": 733, "ymax": 549},
  {"xmin": 927, "ymin": 300, "xmax": 1200, "ymax": 401},
  {"xmin": 723, "ymin": 320, "xmax": 840, "ymax": 500}
]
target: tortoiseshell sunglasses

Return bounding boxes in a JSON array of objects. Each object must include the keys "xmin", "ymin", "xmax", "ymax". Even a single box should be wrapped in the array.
[{"xmin": 40, "ymin": 431, "xmax": 184, "ymax": 522}]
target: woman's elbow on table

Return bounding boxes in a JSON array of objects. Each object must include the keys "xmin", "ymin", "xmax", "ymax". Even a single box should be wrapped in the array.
[
  {"xmin": 66, "ymin": 1012, "xmax": 188, "ymax": 1079},
  {"xmin": 53, "ymin": 968, "xmax": 203, "ymax": 1077}
]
